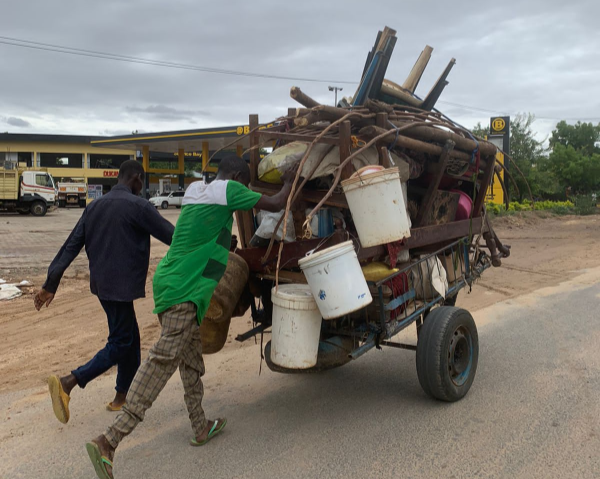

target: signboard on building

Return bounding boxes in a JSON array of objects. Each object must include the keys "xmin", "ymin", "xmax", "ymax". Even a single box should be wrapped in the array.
[{"xmin": 88, "ymin": 184, "xmax": 103, "ymax": 200}]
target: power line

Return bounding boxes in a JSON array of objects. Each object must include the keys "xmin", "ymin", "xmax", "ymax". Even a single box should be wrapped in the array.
[
  {"xmin": 1, "ymin": 35, "xmax": 598, "ymax": 122},
  {"xmin": 0, "ymin": 35, "xmax": 356, "ymax": 84}
]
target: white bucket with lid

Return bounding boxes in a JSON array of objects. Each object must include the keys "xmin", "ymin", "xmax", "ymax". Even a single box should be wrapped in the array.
[
  {"xmin": 271, "ymin": 284, "xmax": 322, "ymax": 369},
  {"xmin": 341, "ymin": 167, "xmax": 411, "ymax": 247},
  {"xmin": 298, "ymin": 241, "xmax": 372, "ymax": 319}
]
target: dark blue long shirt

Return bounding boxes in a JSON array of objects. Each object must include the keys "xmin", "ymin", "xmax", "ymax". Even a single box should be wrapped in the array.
[{"xmin": 43, "ymin": 184, "xmax": 174, "ymax": 302}]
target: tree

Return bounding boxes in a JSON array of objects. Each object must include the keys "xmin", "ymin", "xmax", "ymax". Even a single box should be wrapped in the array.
[
  {"xmin": 548, "ymin": 144, "xmax": 600, "ymax": 194},
  {"xmin": 505, "ymin": 113, "xmax": 561, "ymax": 200},
  {"xmin": 470, "ymin": 122, "xmax": 489, "ymax": 139},
  {"xmin": 549, "ymin": 121, "xmax": 600, "ymax": 156}
]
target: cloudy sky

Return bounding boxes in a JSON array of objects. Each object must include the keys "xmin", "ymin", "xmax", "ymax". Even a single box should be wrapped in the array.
[{"xmin": 1, "ymin": 0, "xmax": 598, "ymax": 140}]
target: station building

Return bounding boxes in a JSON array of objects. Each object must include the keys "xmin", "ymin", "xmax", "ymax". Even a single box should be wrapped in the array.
[{"xmin": 1, "ymin": 124, "xmax": 256, "ymax": 201}]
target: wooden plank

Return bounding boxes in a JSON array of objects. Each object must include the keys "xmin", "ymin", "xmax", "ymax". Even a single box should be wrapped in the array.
[
  {"xmin": 402, "ymin": 45, "xmax": 433, "ymax": 93},
  {"xmin": 421, "ymin": 58, "xmax": 456, "ymax": 111},
  {"xmin": 356, "ymin": 217, "xmax": 487, "ymax": 261},
  {"xmin": 238, "ymin": 218, "xmax": 486, "ymax": 274},
  {"xmin": 415, "ymin": 140, "xmax": 454, "ymax": 227}
]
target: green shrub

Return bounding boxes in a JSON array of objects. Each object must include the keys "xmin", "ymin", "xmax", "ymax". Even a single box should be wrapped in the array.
[
  {"xmin": 573, "ymin": 195, "xmax": 597, "ymax": 216},
  {"xmin": 487, "ymin": 199, "xmax": 575, "ymax": 216}
]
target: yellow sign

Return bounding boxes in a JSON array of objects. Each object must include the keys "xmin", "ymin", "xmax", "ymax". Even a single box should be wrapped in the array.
[
  {"xmin": 491, "ymin": 118, "xmax": 506, "ymax": 132},
  {"xmin": 486, "ymin": 150, "xmax": 504, "ymax": 205}
]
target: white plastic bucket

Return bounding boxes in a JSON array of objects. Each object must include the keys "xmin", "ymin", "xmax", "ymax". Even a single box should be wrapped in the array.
[
  {"xmin": 298, "ymin": 241, "xmax": 372, "ymax": 319},
  {"xmin": 271, "ymin": 284, "xmax": 322, "ymax": 369},
  {"xmin": 341, "ymin": 167, "xmax": 411, "ymax": 247}
]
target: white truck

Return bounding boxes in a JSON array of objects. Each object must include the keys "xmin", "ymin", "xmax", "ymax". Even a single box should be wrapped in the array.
[
  {"xmin": 57, "ymin": 180, "xmax": 87, "ymax": 208},
  {"xmin": 0, "ymin": 166, "xmax": 57, "ymax": 216}
]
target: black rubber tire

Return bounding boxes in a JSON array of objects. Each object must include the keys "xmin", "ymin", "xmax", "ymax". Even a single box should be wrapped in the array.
[
  {"xmin": 416, "ymin": 306, "xmax": 478, "ymax": 402},
  {"xmin": 176, "ymin": 205, "xmax": 181, "ymax": 209},
  {"xmin": 161, "ymin": 201, "xmax": 169, "ymax": 209},
  {"xmin": 17, "ymin": 209, "xmax": 30, "ymax": 215},
  {"xmin": 58, "ymin": 200, "xmax": 66, "ymax": 208},
  {"xmin": 79, "ymin": 199, "xmax": 86, "ymax": 208},
  {"xmin": 30, "ymin": 201, "xmax": 47, "ymax": 217}
]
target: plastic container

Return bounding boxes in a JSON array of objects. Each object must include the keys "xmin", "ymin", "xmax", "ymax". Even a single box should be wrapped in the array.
[
  {"xmin": 199, "ymin": 317, "xmax": 231, "ymax": 355},
  {"xmin": 341, "ymin": 167, "xmax": 411, "ymax": 247},
  {"xmin": 271, "ymin": 284, "xmax": 323, "ymax": 369},
  {"xmin": 298, "ymin": 241, "xmax": 372, "ymax": 319},
  {"xmin": 204, "ymin": 253, "xmax": 250, "ymax": 323},
  {"xmin": 317, "ymin": 208, "xmax": 334, "ymax": 237},
  {"xmin": 451, "ymin": 189, "xmax": 473, "ymax": 221}
]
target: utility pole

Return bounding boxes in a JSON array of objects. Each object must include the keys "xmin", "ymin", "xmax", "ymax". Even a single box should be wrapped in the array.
[{"xmin": 328, "ymin": 86, "xmax": 343, "ymax": 106}]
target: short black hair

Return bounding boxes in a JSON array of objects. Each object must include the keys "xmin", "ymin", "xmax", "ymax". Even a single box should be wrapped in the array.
[
  {"xmin": 218, "ymin": 155, "xmax": 250, "ymax": 183},
  {"xmin": 118, "ymin": 159, "xmax": 145, "ymax": 180}
]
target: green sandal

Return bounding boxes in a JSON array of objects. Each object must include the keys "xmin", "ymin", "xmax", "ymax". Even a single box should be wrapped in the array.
[
  {"xmin": 190, "ymin": 418, "xmax": 227, "ymax": 446},
  {"xmin": 86, "ymin": 441, "xmax": 114, "ymax": 479}
]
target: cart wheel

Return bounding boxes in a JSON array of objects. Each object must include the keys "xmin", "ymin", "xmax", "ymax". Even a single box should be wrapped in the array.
[{"xmin": 416, "ymin": 306, "xmax": 478, "ymax": 402}]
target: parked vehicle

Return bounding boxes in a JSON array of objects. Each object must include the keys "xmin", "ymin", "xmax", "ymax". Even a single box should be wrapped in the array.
[
  {"xmin": 149, "ymin": 191, "xmax": 185, "ymax": 209},
  {"xmin": 57, "ymin": 181, "xmax": 87, "ymax": 208},
  {"xmin": 0, "ymin": 166, "xmax": 57, "ymax": 216}
]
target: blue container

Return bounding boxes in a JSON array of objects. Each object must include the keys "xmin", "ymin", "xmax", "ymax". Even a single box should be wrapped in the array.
[{"xmin": 317, "ymin": 208, "xmax": 334, "ymax": 237}]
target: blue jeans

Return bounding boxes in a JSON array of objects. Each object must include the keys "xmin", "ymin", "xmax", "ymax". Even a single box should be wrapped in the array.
[{"xmin": 72, "ymin": 300, "xmax": 141, "ymax": 394}]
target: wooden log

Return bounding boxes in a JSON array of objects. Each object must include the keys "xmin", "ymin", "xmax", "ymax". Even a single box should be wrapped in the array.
[
  {"xmin": 290, "ymin": 86, "xmax": 321, "ymax": 108},
  {"xmin": 339, "ymin": 120, "xmax": 353, "ymax": 180},
  {"xmin": 415, "ymin": 141, "xmax": 454, "ymax": 227},
  {"xmin": 376, "ymin": 112, "xmax": 389, "ymax": 165},
  {"xmin": 359, "ymin": 125, "xmax": 472, "ymax": 162},
  {"xmin": 380, "ymin": 80, "xmax": 423, "ymax": 107},
  {"xmin": 389, "ymin": 121, "xmax": 497, "ymax": 156},
  {"xmin": 402, "ymin": 45, "xmax": 433, "ymax": 93}
]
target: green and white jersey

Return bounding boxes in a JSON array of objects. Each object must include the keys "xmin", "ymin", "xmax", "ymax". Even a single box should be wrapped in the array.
[{"xmin": 153, "ymin": 179, "xmax": 261, "ymax": 323}]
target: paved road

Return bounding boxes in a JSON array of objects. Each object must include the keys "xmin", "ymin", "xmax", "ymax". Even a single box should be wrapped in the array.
[
  {"xmin": 1, "ymin": 270, "xmax": 599, "ymax": 479},
  {"xmin": 0, "ymin": 208, "xmax": 178, "ymax": 277}
]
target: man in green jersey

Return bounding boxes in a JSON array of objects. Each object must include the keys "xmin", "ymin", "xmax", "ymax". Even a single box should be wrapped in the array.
[{"xmin": 86, "ymin": 156, "xmax": 295, "ymax": 478}]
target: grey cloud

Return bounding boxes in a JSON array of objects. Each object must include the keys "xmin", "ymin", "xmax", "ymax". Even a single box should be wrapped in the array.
[
  {"xmin": 0, "ymin": 0, "xmax": 598, "ymax": 139},
  {"xmin": 125, "ymin": 105, "xmax": 210, "ymax": 122},
  {"xmin": 4, "ymin": 116, "xmax": 31, "ymax": 128}
]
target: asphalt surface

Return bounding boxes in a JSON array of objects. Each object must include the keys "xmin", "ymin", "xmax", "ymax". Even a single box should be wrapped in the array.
[{"xmin": 1, "ymin": 270, "xmax": 599, "ymax": 479}]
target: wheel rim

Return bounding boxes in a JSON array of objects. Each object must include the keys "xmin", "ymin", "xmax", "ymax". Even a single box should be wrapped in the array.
[
  {"xmin": 32, "ymin": 204, "xmax": 44, "ymax": 215},
  {"xmin": 447, "ymin": 326, "xmax": 473, "ymax": 387}
]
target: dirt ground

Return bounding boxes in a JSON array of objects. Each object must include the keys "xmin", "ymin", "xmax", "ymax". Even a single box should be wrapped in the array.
[{"xmin": 1, "ymin": 208, "xmax": 599, "ymax": 393}]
